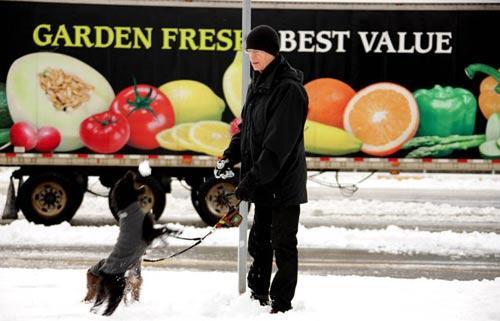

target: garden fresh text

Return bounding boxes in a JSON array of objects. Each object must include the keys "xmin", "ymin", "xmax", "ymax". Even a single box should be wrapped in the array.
[{"xmin": 33, "ymin": 24, "xmax": 453, "ymax": 54}]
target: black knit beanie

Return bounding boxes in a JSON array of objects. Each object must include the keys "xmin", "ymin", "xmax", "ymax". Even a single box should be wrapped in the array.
[{"xmin": 246, "ymin": 25, "xmax": 280, "ymax": 56}]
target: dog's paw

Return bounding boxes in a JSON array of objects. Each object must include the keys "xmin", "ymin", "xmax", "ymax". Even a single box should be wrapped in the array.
[{"xmin": 89, "ymin": 304, "xmax": 101, "ymax": 314}]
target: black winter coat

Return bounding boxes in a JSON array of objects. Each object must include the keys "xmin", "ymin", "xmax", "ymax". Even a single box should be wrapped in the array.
[{"xmin": 224, "ymin": 54, "xmax": 308, "ymax": 206}]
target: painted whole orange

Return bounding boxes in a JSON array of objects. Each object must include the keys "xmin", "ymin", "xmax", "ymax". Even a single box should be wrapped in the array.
[{"xmin": 305, "ymin": 78, "xmax": 356, "ymax": 128}]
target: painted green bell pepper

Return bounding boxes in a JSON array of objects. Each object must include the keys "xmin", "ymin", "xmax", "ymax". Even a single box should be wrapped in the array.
[{"xmin": 413, "ymin": 85, "xmax": 477, "ymax": 137}]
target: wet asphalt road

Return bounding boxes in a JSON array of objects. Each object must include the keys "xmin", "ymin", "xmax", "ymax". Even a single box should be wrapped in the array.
[{"xmin": 1, "ymin": 244, "xmax": 499, "ymax": 281}]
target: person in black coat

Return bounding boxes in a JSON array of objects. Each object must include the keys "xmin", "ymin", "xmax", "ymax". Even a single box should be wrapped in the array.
[{"xmin": 215, "ymin": 25, "xmax": 308, "ymax": 313}]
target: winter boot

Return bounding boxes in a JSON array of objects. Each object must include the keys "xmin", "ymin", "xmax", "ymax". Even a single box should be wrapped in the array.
[{"xmin": 250, "ymin": 293, "xmax": 270, "ymax": 306}]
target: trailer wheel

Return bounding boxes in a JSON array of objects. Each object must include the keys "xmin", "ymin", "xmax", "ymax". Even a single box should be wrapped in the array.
[
  {"xmin": 191, "ymin": 175, "xmax": 239, "ymax": 226},
  {"xmin": 17, "ymin": 173, "xmax": 84, "ymax": 226},
  {"xmin": 108, "ymin": 175, "xmax": 166, "ymax": 221}
]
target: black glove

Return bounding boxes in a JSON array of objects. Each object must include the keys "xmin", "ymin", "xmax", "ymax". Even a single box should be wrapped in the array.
[
  {"xmin": 214, "ymin": 158, "xmax": 235, "ymax": 179},
  {"xmin": 235, "ymin": 174, "xmax": 257, "ymax": 201}
]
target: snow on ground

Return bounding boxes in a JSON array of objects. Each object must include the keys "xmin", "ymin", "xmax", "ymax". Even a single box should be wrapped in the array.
[
  {"xmin": 1, "ymin": 168, "xmax": 499, "ymax": 257},
  {"xmin": 306, "ymin": 171, "xmax": 500, "ymax": 190},
  {"xmin": 0, "ymin": 171, "xmax": 499, "ymax": 319},
  {"xmin": 1, "ymin": 268, "xmax": 499, "ymax": 321},
  {"xmin": 1, "ymin": 220, "xmax": 499, "ymax": 257}
]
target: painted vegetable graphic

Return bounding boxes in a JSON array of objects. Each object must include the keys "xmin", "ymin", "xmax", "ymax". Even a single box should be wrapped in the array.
[
  {"xmin": 110, "ymin": 83, "xmax": 175, "ymax": 150},
  {"xmin": 0, "ymin": 83, "xmax": 13, "ymax": 128},
  {"xmin": 10, "ymin": 122, "xmax": 37, "ymax": 151},
  {"xmin": 480, "ymin": 140, "xmax": 500, "ymax": 158},
  {"xmin": 6, "ymin": 52, "xmax": 114, "ymax": 151},
  {"xmin": 413, "ymin": 85, "xmax": 477, "ymax": 137},
  {"xmin": 0, "ymin": 129, "xmax": 9, "ymax": 146},
  {"xmin": 9, "ymin": 122, "xmax": 62, "ymax": 152},
  {"xmin": 403, "ymin": 135, "xmax": 485, "ymax": 158},
  {"xmin": 485, "ymin": 112, "xmax": 500, "ymax": 141},
  {"xmin": 159, "ymin": 80, "xmax": 225, "ymax": 124},
  {"xmin": 35, "ymin": 126, "xmax": 61, "ymax": 152},
  {"xmin": 304, "ymin": 120, "xmax": 361, "ymax": 155},
  {"xmin": 343, "ymin": 82, "xmax": 419, "ymax": 157},
  {"xmin": 222, "ymin": 51, "xmax": 244, "ymax": 118},
  {"xmin": 80, "ymin": 111, "xmax": 130, "ymax": 153},
  {"xmin": 305, "ymin": 78, "xmax": 355, "ymax": 128},
  {"xmin": 465, "ymin": 64, "xmax": 500, "ymax": 119},
  {"xmin": 479, "ymin": 113, "xmax": 500, "ymax": 159}
]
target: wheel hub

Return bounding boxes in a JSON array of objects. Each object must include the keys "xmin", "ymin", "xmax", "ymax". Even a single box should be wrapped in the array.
[
  {"xmin": 32, "ymin": 182, "xmax": 67, "ymax": 217},
  {"xmin": 206, "ymin": 182, "xmax": 235, "ymax": 218}
]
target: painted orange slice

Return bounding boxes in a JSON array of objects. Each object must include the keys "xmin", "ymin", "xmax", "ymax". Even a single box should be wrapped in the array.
[{"xmin": 343, "ymin": 82, "xmax": 419, "ymax": 156}]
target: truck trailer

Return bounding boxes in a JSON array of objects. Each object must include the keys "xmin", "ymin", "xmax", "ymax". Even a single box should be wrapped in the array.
[{"xmin": 0, "ymin": 0, "xmax": 498, "ymax": 226}]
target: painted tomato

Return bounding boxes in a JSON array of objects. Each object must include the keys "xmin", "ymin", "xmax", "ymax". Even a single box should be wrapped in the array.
[
  {"xmin": 80, "ymin": 111, "xmax": 130, "ymax": 154},
  {"xmin": 110, "ymin": 84, "xmax": 175, "ymax": 150},
  {"xmin": 35, "ymin": 126, "xmax": 61, "ymax": 152},
  {"xmin": 10, "ymin": 122, "xmax": 37, "ymax": 151}
]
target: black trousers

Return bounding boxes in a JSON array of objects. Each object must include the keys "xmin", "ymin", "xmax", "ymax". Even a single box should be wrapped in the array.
[{"xmin": 247, "ymin": 204, "xmax": 300, "ymax": 310}]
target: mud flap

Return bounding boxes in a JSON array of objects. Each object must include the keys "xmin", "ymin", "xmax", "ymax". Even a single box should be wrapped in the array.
[{"xmin": 2, "ymin": 176, "xmax": 19, "ymax": 219}]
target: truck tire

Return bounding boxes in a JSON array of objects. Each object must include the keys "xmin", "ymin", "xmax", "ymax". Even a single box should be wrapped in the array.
[
  {"xmin": 191, "ymin": 175, "xmax": 239, "ymax": 226},
  {"xmin": 17, "ymin": 172, "xmax": 85, "ymax": 226},
  {"xmin": 76, "ymin": 174, "xmax": 88, "ymax": 194},
  {"xmin": 108, "ymin": 175, "xmax": 166, "ymax": 221}
]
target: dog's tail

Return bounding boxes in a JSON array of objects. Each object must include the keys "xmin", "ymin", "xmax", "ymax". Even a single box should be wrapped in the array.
[
  {"xmin": 89, "ymin": 273, "xmax": 127, "ymax": 316},
  {"xmin": 103, "ymin": 274, "xmax": 127, "ymax": 316}
]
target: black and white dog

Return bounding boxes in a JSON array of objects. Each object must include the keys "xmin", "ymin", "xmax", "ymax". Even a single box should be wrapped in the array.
[{"xmin": 83, "ymin": 170, "xmax": 170, "ymax": 316}]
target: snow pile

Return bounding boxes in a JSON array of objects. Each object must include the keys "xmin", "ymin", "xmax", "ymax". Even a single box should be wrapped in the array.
[
  {"xmin": 0, "ymin": 268, "xmax": 499, "ymax": 321},
  {"xmin": 307, "ymin": 171, "xmax": 500, "ymax": 190},
  {"xmin": 1, "ymin": 220, "xmax": 499, "ymax": 257},
  {"xmin": 297, "ymin": 225, "xmax": 500, "ymax": 257},
  {"xmin": 302, "ymin": 198, "xmax": 500, "ymax": 222}
]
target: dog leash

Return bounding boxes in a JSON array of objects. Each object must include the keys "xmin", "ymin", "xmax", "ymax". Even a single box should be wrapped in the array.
[{"xmin": 143, "ymin": 192, "xmax": 242, "ymax": 263}]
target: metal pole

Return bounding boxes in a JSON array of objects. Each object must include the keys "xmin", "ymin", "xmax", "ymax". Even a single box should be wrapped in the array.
[{"xmin": 238, "ymin": 0, "xmax": 251, "ymax": 295}]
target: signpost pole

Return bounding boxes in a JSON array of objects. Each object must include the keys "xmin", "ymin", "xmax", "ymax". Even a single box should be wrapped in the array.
[{"xmin": 238, "ymin": 0, "xmax": 251, "ymax": 295}]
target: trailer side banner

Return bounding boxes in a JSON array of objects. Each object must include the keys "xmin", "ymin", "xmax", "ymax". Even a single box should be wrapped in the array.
[{"xmin": 0, "ymin": 1, "xmax": 498, "ymax": 160}]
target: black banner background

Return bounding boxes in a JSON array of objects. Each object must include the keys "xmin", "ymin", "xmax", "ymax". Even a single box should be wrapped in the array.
[{"xmin": 0, "ymin": 1, "xmax": 498, "ymax": 157}]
